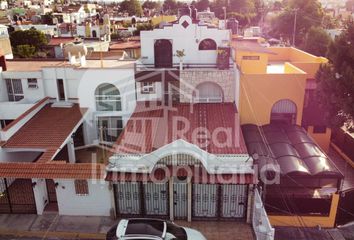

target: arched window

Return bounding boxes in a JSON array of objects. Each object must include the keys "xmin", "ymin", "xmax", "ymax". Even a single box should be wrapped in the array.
[
  {"xmin": 198, "ymin": 38, "xmax": 217, "ymax": 50},
  {"xmin": 194, "ymin": 82, "xmax": 224, "ymax": 103},
  {"xmin": 270, "ymin": 99, "xmax": 297, "ymax": 125},
  {"xmin": 95, "ymin": 83, "xmax": 121, "ymax": 111}
]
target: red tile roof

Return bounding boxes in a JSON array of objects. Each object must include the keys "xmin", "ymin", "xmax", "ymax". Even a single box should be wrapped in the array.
[
  {"xmin": 2, "ymin": 97, "xmax": 50, "ymax": 132},
  {"xmin": 4, "ymin": 104, "xmax": 87, "ymax": 162},
  {"xmin": 48, "ymin": 37, "xmax": 75, "ymax": 46},
  {"xmin": 0, "ymin": 162, "xmax": 105, "ymax": 179},
  {"xmin": 114, "ymin": 102, "xmax": 248, "ymax": 155},
  {"xmin": 109, "ymin": 41, "xmax": 141, "ymax": 50},
  {"xmin": 106, "ymin": 166, "xmax": 254, "ymax": 184}
]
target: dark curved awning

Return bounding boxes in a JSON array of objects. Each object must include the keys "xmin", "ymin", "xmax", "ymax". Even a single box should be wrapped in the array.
[{"xmin": 241, "ymin": 123, "xmax": 344, "ymax": 180}]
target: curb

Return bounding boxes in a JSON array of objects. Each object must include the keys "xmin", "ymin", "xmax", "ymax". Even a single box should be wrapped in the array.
[{"xmin": 0, "ymin": 229, "xmax": 106, "ymax": 239}]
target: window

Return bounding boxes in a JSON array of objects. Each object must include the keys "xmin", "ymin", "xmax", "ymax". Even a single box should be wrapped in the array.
[
  {"xmin": 5, "ymin": 79, "xmax": 24, "ymax": 102},
  {"xmin": 74, "ymin": 180, "xmax": 89, "ymax": 195},
  {"xmin": 95, "ymin": 83, "xmax": 121, "ymax": 111},
  {"xmin": 141, "ymin": 82, "xmax": 155, "ymax": 94},
  {"xmin": 199, "ymin": 39, "xmax": 217, "ymax": 50},
  {"xmin": 242, "ymin": 56, "xmax": 260, "ymax": 60},
  {"xmin": 313, "ymin": 125, "xmax": 327, "ymax": 133},
  {"xmin": 97, "ymin": 116, "xmax": 123, "ymax": 143},
  {"xmin": 27, "ymin": 78, "xmax": 38, "ymax": 89}
]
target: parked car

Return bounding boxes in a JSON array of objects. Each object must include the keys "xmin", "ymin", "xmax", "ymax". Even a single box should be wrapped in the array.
[{"xmin": 106, "ymin": 218, "xmax": 207, "ymax": 240}]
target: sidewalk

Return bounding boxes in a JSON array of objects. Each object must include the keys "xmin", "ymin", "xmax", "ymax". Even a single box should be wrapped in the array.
[
  {"xmin": 0, "ymin": 213, "xmax": 255, "ymax": 240},
  {"xmin": 0, "ymin": 213, "xmax": 114, "ymax": 239}
]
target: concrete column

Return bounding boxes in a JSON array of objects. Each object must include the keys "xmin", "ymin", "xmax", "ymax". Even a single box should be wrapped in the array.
[
  {"xmin": 246, "ymin": 184, "xmax": 254, "ymax": 223},
  {"xmin": 169, "ymin": 178, "xmax": 174, "ymax": 221},
  {"xmin": 187, "ymin": 178, "xmax": 192, "ymax": 222},
  {"xmin": 67, "ymin": 137, "xmax": 76, "ymax": 163}
]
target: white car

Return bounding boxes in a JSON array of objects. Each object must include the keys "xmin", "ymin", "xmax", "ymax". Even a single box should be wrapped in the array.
[{"xmin": 106, "ymin": 218, "xmax": 207, "ymax": 240}]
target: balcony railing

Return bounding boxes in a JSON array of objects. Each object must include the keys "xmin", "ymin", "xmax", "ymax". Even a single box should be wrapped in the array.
[{"xmin": 135, "ymin": 61, "xmax": 234, "ymax": 71}]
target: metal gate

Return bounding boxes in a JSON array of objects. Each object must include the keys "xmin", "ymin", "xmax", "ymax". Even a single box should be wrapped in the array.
[
  {"xmin": 144, "ymin": 182, "xmax": 168, "ymax": 216},
  {"xmin": 0, "ymin": 178, "xmax": 37, "ymax": 214},
  {"xmin": 173, "ymin": 182, "xmax": 188, "ymax": 219},
  {"xmin": 221, "ymin": 184, "xmax": 247, "ymax": 218},
  {"xmin": 46, "ymin": 179, "xmax": 57, "ymax": 203},
  {"xmin": 115, "ymin": 183, "xmax": 141, "ymax": 215},
  {"xmin": 193, "ymin": 184, "xmax": 218, "ymax": 218}
]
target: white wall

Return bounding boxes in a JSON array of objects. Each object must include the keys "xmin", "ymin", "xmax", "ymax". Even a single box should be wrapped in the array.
[
  {"xmin": 0, "ymin": 102, "xmax": 36, "ymax": 120},
  {"xmin": 32, "ymin": 178, "xmax": 48, "ymax": 215},
  {"xmin": 55, "ymin": 179, "xmax": 112, "ymax": 216},
  {"xmin": 140, "ymin": 15, "xmax": 230, "ymax": 66}
]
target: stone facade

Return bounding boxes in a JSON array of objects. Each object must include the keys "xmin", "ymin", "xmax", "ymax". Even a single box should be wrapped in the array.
[{"xmin": 179, "ymin": 69, "xmax": 236, "ymax": 103}]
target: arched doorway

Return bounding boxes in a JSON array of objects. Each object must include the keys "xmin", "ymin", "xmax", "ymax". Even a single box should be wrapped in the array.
[
  {"xmin": 270, "ymin": 99, "xmax": 297, "ymax": 125},
  {"xmin": 154, "ymin": 39, "xmax": 172, "ymax": 68},
  {"xmin": 194, "ymin": 82, "xmax": 224, "ymax": 103}
]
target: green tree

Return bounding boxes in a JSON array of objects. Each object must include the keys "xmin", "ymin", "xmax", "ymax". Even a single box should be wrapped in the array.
[
  {"xmin": 163, "ymin": 0, "xmax": 178, "ymax": 14},
  {"xmin": 270, "ymin": 0, "xmax": 324, "ymax": 46},
  {"xmin": 142, "ymin": 0, "xmax": 161, "ymax": 10},
  {"xmin": 302, "ymin": 26, "xmax": 331, "ymax": 57},
  {"xmin": 316, "ymin": 23, "xmax": 354, "ymax": 129},
  {"xmin": 120, "ymin": 0, "xmax": 143, "ymax": 16},
  {"xmin": 15, "ymin": 44, "xmax": 36, "ymax": 58},
  {"xmin": 10, "ymin": 28, "xmax": 48, "ymax": 53},
  {"xmin": 134, "ymin": 22, "xmax": 155, "ymax": 35}
]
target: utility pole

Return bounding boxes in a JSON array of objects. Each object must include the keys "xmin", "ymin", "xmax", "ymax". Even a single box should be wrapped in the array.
[{"xmin": 292, "ymin": 8, "xmax": 299, "ymax": 47}]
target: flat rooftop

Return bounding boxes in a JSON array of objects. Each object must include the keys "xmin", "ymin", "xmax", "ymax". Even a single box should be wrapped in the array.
[{"xmin": 5, "ymin": 59, "xmax": 135, "ymax": 72}]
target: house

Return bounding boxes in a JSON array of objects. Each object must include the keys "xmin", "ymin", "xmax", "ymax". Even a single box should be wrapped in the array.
[{"xmin": 232, "ymin": 37, "xmax": 345, "ymax": 228}]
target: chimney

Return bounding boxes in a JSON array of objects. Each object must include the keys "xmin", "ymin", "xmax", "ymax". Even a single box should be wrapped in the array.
[{"xmin": 0, "ymin": 55, "xmax": 7, "ymax": 71}]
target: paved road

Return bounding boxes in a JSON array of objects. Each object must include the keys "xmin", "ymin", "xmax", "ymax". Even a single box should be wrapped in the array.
[{"xmin": 0, "ymin": 236, "xmax": 63, "ymax": 240}]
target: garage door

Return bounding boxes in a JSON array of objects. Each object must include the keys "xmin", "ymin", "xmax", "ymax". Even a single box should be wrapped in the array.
[
  {"xmin": 144, "ymin": 182, "xmax": 168, "ymax": 216},
  {"xmin": 193, "ymin": 184, "xmax": 218, "ymax": 218},
  {"xmin": 115, "ymin": 183, "xmax": 141, "ymax": 215},
  {"xmin": 221, "ymin": 185, "xmax": 247, "ymax": 218},
  {"xmin": 0, "ymin": 178, "xmax": 37, "ymax": 214}
]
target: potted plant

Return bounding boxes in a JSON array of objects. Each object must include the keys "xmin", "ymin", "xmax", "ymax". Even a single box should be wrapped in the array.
[{"xmin": 176, "ymin": 49, "xmax": 185, "ymax": 70}]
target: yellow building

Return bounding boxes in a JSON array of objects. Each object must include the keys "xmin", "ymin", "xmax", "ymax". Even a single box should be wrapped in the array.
[
  {"xmin": 233, "ymin": 38, "xmax": 330, "ymax": 151},
  {"xmin": 233, "ymin": 38, "xmax": 341, "ymax": 228}
]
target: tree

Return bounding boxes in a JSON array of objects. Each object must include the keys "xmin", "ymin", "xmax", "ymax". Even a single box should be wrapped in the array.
[
  {"xmin": 14, "ymin": 44, "xmax": 36, "ymax": 58},
  {"xmin": 142, "ymin": 0, "xmax": 161, "ymax": 10},
  {"xmin": 302, "ymin": 26, "xmax": 331, "ymax": 57},
  {"xmin": 10, "ymin": 28, "xmax": 48, "ymax": 54},
  {"xmin": 163, "ymin": 0, "xmax": 178, "ymax": 14},
  {"xmin": 316, "ymin": 23, "xmax": 354, "ymax": 129},
  {"xmin": 120, "ymin": 0, "xmax": 143, "ymax": 16},
  {"xmin": 195, "ymin": 0, "xmax": 209, "ymax": 11},
  {"xmin": 270, "ymin": 0, "xmax": 324, "ymax": 46}
]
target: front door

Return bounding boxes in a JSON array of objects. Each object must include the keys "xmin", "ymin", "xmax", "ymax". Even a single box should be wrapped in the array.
[
  {"xmin": 46, "ymin": 179, "xmax": 57, "ymax": 203},
  {"xmin": 115, "ymin": 183, "xmax": 141, "ymax": 216},
  {"xmin": 154, "ymin": 39, "xmax": 173, "ymax": 68},
  {"xmin": 144, "ymin": 182, "xmax": 168, "ymax": 216},
  {"xmin": 221, "ymin": 184, "xmax": 247, "ymax": 218},
  {"xmin": 173, "ymin": 180, "xmax": 188, "ymax": 219}
]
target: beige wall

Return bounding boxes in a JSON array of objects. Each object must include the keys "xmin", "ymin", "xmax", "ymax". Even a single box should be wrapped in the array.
[{"xmin": 179, "ymin": 69, "xmax": 235, "ymax": 103}]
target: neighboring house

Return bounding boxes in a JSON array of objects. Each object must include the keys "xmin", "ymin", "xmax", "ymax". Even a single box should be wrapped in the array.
[
  {"xmin": 0, "ymin": 25, "xmax": 12, "ymax": 59},
  {"xmin": 13, "ymin": 24, "xmax": 58, "ymax": 37},
  {"xmin": 109, "ymin": 39, "xmax": 141, "ymax": 59},
  {"xmin": 233, "ymin": 37, "xmax": 343, "ymax": 228}
]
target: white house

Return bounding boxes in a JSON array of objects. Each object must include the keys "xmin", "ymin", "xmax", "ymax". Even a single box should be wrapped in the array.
[{"xmin": 140, "ymin": 15, "xmax": 230, "ymax": 67}]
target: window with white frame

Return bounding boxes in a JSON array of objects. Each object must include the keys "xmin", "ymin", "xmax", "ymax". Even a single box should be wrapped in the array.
[
  {"xmin": 141, "ymin": 82, "xmax": 155, "ymax": 94},
  {"xmin": 95, "ymin": 83, "xmax": 121, "ymax": 111},
  {"xmin": 5, "ymin": 79, "xmax": 24, "ymax": 102},
  {"xmin": 27, "ymin": 78, "xmax": 38, "ymax": 89}
]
